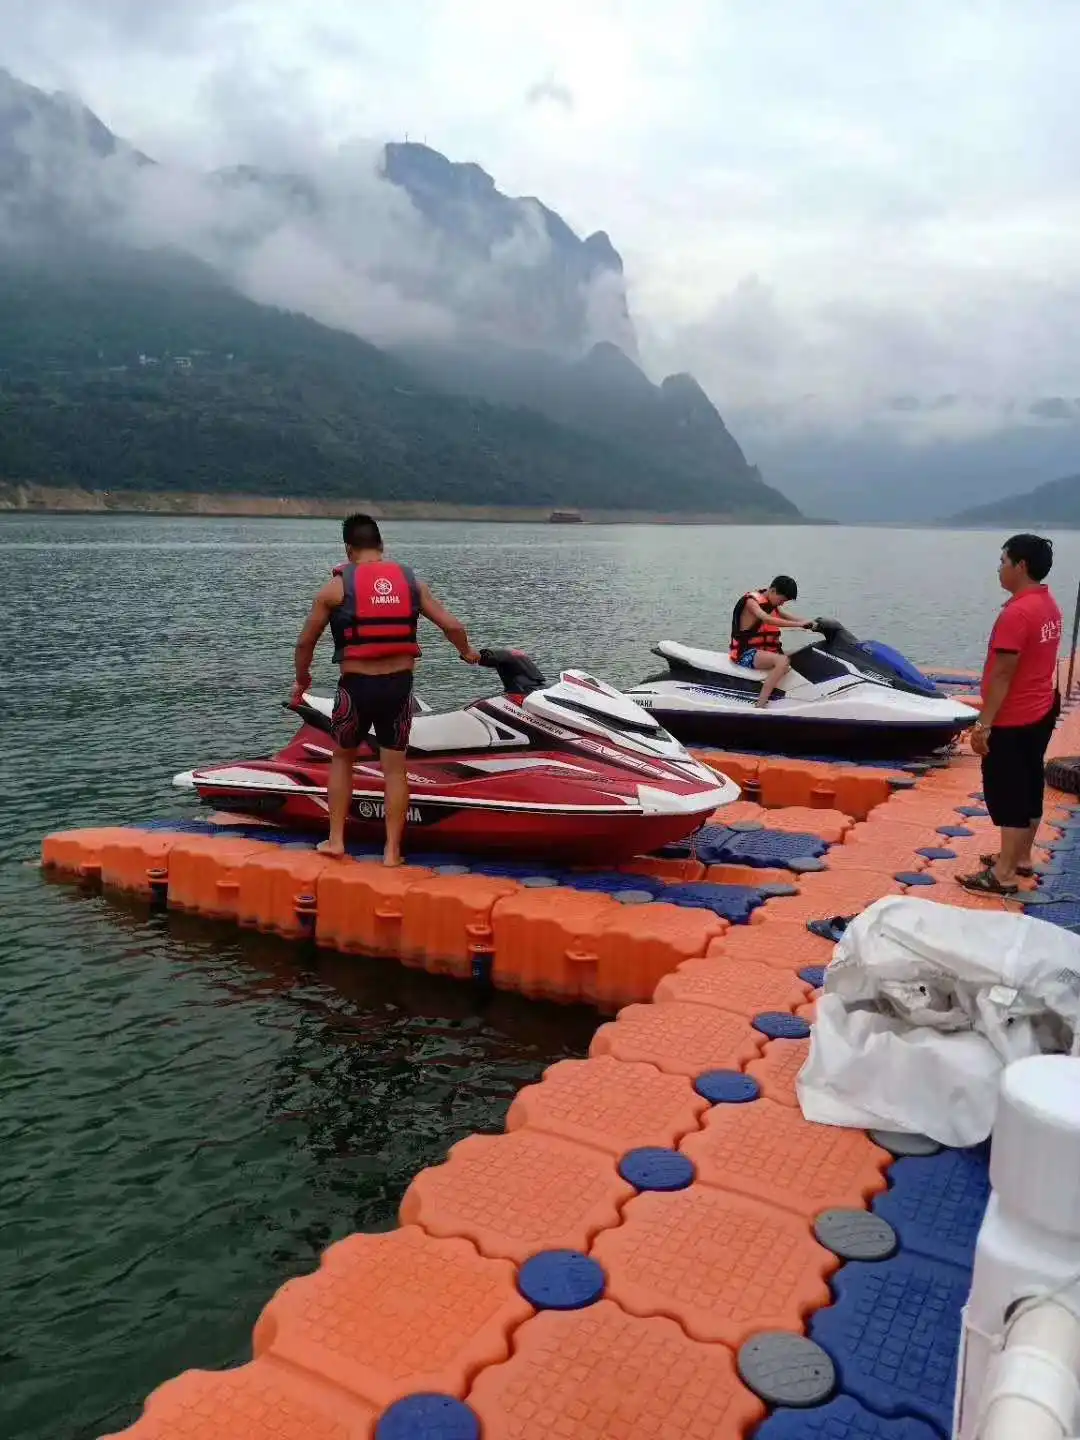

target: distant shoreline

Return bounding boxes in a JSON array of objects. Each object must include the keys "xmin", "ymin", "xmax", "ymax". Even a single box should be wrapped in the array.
[
  {"xmin": 5, "ymin": 484, "xmax": 1067, "ymax": 529},
  {"xmin": 0, "ymin": 482, "xmax": 829, "ymax": 526}
]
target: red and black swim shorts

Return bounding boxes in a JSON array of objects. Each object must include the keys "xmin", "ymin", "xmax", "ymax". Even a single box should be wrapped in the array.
[{"xmin": 331, "ymin": 671, "xmax": 414, "ymax": 751}]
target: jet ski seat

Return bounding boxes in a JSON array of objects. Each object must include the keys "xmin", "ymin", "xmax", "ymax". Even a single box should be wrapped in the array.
[
  {"xmin": 651, "ymin": 640, "xmax": 824, "ymax": 698},
  {"xmin": 406, "ymin": 711, "xmax": 497, "ymax": 754},
  {"xmin": 291, "ymin": 691, "xmax": 473, "ymax": 752},
  {"xmin": 301, "ymin": 694, "xmax": 334, "ymax": 722},
  {"xmin": 657, "ymin": 634, "xmax": 823, "ymax": 672},
  {"xmin": 655, "ymin": 640, "xmax": 738, "ymax": 674}
]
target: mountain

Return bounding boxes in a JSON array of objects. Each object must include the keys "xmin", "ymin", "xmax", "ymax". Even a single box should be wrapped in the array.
[
  {"xmin": 731, "ymin": 400, "xmax": 1080, "ymax": 524},
  {"xmin": 0, "ymin": 68, "xmax": 793, "ymax": 517},
  {"xmin": 380, "ymin": 141, "xmax": 637, "ymax": 359},
  {"xmin": 0, "ymin": 246, "xmax": 797, "ymax": 515},
  {"xmin": 0, "ymin": 68, "xmax": 150, "ymax": 233},
  {"xmin": 206, "ymin": 141, "xmax": 637, "ymax": 361},
  {"xmin": 950, "ymin": 472, "xmax": 1080, "ymax": 527},
  {"xmin": 0, "ymin": 65, "xmax": 636, "ymax": 361},
  {"xmin": 396, "ymin": 339, "xmax": 766, "ymax": 501},
  {"xmin": 374, "ymin": 147, "xmax": 767, "ymax": 499}
]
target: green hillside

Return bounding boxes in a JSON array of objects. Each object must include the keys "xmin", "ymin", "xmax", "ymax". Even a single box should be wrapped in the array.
[
  {"xmin": 950, "ymin": 471, "xmax": 1080, "ymax": 527},
  {"xmin": 0, "ymin": 248, "xmax": 798, "ymax": 516}
]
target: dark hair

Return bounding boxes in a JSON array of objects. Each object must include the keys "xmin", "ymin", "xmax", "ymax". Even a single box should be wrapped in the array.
[
  {"xmin": 343, "ymin": 513, "xmax": 383, "ymax": 551},
  {"xmin": 1003, "ymin": 533, "xmax": 1053, "ymax": 582},
  {"xmin": 770, "ymin": 574, "xmax": 798, "ymax": 601}
]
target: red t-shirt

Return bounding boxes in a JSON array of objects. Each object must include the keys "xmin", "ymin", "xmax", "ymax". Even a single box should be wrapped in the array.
[{"xmin": 981, "ymin": 585, "xmax": 1062, "ymax": 726}]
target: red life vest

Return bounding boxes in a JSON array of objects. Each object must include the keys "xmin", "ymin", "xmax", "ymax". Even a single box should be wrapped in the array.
[
  {"xmin": 330, "ymin": 561, "xmax": 421, "ymax": 663},
  {"xmin": 730, "ymin": 589, "xmax": 782, "ymax": 661}
]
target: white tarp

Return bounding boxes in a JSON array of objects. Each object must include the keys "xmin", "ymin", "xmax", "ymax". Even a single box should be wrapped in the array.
[{"xmin": 796, "ymin": 896, "xmax": 1080, "ymax": 1147}]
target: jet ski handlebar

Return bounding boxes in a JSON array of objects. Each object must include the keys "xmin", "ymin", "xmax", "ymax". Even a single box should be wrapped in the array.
[
  {"xmin": 281, "ymin": 649, "xmax": 548, "ymax": 719},
  {"xmin": 811, "ymin": 617, "xmax": 860, "ymax": 646},
  {"xmin": 478, "ymin": 648, "xmax": 548, "ymax": 695}
]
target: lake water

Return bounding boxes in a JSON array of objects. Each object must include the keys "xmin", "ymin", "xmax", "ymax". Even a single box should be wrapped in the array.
[{"xmin": 3, "ymin": 515, "xmax": 1078, "ymax": 1438}]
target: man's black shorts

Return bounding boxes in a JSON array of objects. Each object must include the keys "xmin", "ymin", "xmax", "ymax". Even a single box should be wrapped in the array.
[
  {"xmin": 982, "ymin": 697, "xmax": 1059, "ymax": 830},
  {"xmin": 331, "ymin": 671, "xmax": 414, "ymax": 752}
]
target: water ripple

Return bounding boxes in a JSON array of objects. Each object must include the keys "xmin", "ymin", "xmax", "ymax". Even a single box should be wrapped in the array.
[{"xmin": 5, "ymin": 514, "xmax": 1080, "ymax": 1440}]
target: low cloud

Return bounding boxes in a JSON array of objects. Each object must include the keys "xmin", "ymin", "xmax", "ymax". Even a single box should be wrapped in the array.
[
  {"xmin": 525, "ymin": 75, "xmax": 574, "ymax": 110},
  {"xmin": 2, "ymin": 70, "xmax": 631, "ymax": 355},
  {"xmin": 6, "ymin": 0, "xmax": 1080, "ymax": 461},
  {"xmin": 641, "ymin": 270, "xmax": 1080, "ymax": 448}
]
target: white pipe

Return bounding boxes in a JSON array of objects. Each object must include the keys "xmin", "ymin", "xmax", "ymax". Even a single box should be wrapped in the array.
[{"xmin": 978, "ymin": 1299, "xmax": 1080, "ymax": 1440}]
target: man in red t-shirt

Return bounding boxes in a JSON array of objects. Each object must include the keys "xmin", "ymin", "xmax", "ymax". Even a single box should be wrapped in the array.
[{"xmin": 958, "ymin": 533, "xmax": 1061, "ymax": 895}]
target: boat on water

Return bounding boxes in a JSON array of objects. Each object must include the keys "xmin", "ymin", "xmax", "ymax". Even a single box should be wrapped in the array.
[
  {"xmin": 625, "ymin": 619, "xmax": 977, "ymax": 759},
  {"xmin": 174, "ymin": 649, "xmax": 739, "ymax": 861}
]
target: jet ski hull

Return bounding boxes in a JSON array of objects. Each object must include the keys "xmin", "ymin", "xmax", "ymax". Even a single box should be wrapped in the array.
[
  {"xmin": 630, "ymin": 638, "xmax": 976, "ymax": 761},
  {"xmin": 632, "ymin": 702, "xmax": 971, "ymax": 760},
  {"xmin": 176, "ymin": 765, "xmax": 725, "ymax": 861}
]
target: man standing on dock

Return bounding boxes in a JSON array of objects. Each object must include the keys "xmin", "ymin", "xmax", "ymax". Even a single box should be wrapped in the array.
[
  {"xmin": 291, "ymin": 514, "xmax": 479, "ymax": 865},
  {"xmin": 958, "ymin": 534, "xmax": 1061, "ymax": 896}
]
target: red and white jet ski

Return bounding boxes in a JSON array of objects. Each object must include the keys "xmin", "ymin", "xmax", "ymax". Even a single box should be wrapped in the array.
[{"xmin": 173, "ymin": 650, "xmax": 739, "ymax": 862}]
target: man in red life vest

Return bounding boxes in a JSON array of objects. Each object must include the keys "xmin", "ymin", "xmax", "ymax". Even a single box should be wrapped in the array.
[
  {"xmin": 958, "ymin": 534, "xmax": 1062, "ymax": 896},
  {"xmin": 730, "ymin": 576, "xmax": 816, "ymax": 708},
  {"xmin": 291, "ymin": 513, "xmax": 479, "ymax": 865}
]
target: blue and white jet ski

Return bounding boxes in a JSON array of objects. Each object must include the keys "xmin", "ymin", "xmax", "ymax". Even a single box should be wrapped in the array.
[{"xmin": 626, "ymin": 618, "xmax": 976, "ymax": 759}]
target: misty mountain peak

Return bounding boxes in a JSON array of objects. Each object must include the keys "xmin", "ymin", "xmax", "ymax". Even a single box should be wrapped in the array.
[
  {"xmin": 383, "ymin": 141, "xmax": 496, "ymax": 201},
  {"xmin": 583, "ymin": 230, "xmax": 623, "ymax": 273},
  {"xmin": 380, "ymin": 138, "xmax": 637, "ymax": 356},
  {"xmin": 383, "ymin": 141, "xmax": 617, "ymax": 273},
  {"xmin": 579, "ymin": 340, "xmax": 652, "ymax": 391},
  {"xmin": 1, "ymin": 71, "xmax": 638, "ymax": 359},
  {"xmin": 661, "ymin": 371, "xmax": 714, "ymax": 411},
  {"xmin": 1, "ymin": 68, "xmax": 152, "ymax": 236},
  {"xmin": 660, "ymin": 372, "xmax": 745, "ymax": 467},
  {"xmin": 1, "ymin": 66, "xmax": 146, "ymax": 165}
]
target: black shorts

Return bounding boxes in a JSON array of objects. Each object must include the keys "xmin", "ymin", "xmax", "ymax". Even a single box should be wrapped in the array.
[
  {"xmin": 982, "ymin": 698, "xmax": 1059, "ymax": 830},
  {"xmin": 331, "ymin": 671, "xmax": 414, "ymax": 752}
]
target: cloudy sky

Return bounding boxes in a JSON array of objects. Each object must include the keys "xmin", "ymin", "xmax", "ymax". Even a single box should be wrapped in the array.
[{"xmin": 5, "ymin": 0, "xmax": 1080, "ymax": 427}]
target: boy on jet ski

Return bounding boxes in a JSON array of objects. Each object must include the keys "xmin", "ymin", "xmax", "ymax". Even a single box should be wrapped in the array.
[{"xmin": 730, "ymin": 576, "xmax": 817, "ymax": 707}]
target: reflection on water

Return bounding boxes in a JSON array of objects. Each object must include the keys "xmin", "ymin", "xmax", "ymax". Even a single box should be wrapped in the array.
[{"xmin": 5, "ymin": 874, "xmax": 595, "ymax": 1439}]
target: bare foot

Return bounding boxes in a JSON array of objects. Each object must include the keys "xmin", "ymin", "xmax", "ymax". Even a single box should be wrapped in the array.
[
  {"xmin": 383, "ymin": 851, "xmax": 405, "ymax": 868},
  {"xmin": 317, "ymin": 839, "xmax": 346, "ymax": 858}
]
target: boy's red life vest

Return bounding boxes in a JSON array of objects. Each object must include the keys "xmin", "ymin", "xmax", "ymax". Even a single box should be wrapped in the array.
[
  {"xmin": 730, "ymin": 589, "xmax": 782, "ymax": 661},
  {"xmin": 330, "ymin": 561, "xmax": 421, "ymax": 663}
]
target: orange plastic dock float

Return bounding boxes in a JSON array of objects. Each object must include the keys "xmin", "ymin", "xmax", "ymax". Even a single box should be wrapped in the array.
[{"xmin": 43, "ymin": 691, "xmax": 1080, "ymax": 1440}]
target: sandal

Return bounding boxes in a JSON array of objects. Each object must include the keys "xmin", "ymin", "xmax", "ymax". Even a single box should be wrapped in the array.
[
  {"xmin": 956, "ymin": 866, "xmax": 1018, "ymax": 896},
  {"xmin": 807, "ymin": 915, "xmax": 854, "ymax": 942},
  {"xmin": 979, "ymin": 853, "xmax": 1034, "ymax": 878}
]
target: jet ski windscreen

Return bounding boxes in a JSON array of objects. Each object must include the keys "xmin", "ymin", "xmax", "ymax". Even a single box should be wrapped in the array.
[
  {"xmin": 861, "ymin": 640, "xmax": 941, "ymax": 697},
  {"xmin": 814, "ymin": 618, "xmax": 943, "ymax": 698}
]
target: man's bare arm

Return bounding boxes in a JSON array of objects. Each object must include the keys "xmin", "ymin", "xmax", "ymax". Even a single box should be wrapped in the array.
[
  {"xmin": 977, "ymin": 650, "xmax": 1021, "ymax": 729},
  {"xmin": 776, "ymin": 605, "xmax": 813, "ymax": 627},
  {"xmin": 293, "ymin": 580, "xmax": 340, "ymax": 690},
  {"xmin": 745, "ymin": 597, "xmax": 811, "ymax": 629},
  {"xmin": 420, "ymin": 584, "xmax": 479, "ymax": 662}
]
